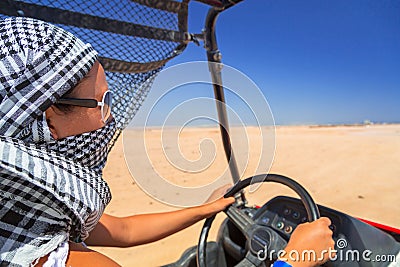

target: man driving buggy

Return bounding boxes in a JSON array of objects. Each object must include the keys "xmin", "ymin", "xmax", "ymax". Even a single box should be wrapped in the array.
[{"xmin": 0, "ymin": 17, "xmax": 334, "ymax": 267}]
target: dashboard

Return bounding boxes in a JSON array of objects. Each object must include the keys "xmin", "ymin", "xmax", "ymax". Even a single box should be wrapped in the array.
[{"xmin": 218, "ymin": 196, "xmax": 400, "ymax": 267}]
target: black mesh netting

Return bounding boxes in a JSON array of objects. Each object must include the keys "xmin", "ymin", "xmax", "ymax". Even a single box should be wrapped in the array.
[{"xmin": 0, "ymin": 0, "xmax": 191, "ymax": 147}]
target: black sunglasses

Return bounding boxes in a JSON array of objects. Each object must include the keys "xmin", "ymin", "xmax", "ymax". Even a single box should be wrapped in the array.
[{"xmin": 56, "ymin": 90, "xmax": 112, "ymax": 123}]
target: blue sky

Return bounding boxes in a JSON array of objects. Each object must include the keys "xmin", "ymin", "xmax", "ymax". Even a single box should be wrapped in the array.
[{"xmin": 154, "ymin": 0, "xmax": 400, "ymax": 126}]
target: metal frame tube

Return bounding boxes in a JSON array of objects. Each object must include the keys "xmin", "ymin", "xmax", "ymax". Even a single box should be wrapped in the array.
[{"xmin": 204, "ymin": 7, "xmax": 245, "ymax": 202}]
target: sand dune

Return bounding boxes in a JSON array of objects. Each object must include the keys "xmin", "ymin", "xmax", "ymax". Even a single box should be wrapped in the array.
[{"xmin": 95, "ymin": 124, "xmax": 400, "ymax": 266}]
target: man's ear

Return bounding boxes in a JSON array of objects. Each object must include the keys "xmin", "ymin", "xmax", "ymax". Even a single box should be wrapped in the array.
[{"xmin": 45, "ymin": 106, "xmax": 59, "ymax": 140}]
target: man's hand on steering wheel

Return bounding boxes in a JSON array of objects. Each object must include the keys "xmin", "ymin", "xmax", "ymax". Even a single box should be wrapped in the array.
[
  {"xmin": 202, "ymin": 184, "xmax": 236, "ymax": 218},
  {"xmin": 279, "ymin": 217, "xmax": 335, "ymax": 267}
]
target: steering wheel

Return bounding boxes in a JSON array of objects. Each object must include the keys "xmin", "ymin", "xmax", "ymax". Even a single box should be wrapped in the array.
[{"xmin": 197, "ymin": 173, "xmax": 320, "ymax": 267}]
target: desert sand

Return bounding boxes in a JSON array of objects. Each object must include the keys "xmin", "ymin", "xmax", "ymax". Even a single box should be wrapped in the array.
[{"xmin": 94, "ymin": 124, "xmax": 400, "ymax": 266}]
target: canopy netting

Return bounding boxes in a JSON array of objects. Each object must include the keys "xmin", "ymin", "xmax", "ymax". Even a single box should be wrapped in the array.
[{"xmin": 0, "ymin": 0, "xmax": 209, "ymax": 146}]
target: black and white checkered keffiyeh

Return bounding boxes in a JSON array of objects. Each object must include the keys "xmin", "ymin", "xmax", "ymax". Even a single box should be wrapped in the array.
[{"xmin": 0, "ymin": 17, "xmax": 114, "ymax": 266}]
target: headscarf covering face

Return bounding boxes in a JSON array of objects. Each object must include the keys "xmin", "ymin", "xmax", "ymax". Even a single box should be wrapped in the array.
[
  {"xmin": 0, "ymin": 17, "xmax": 113, "ymax": 266},
  {"xmin": 30, "ymin": 118, "xmax": 117, "ymax": 172}
]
